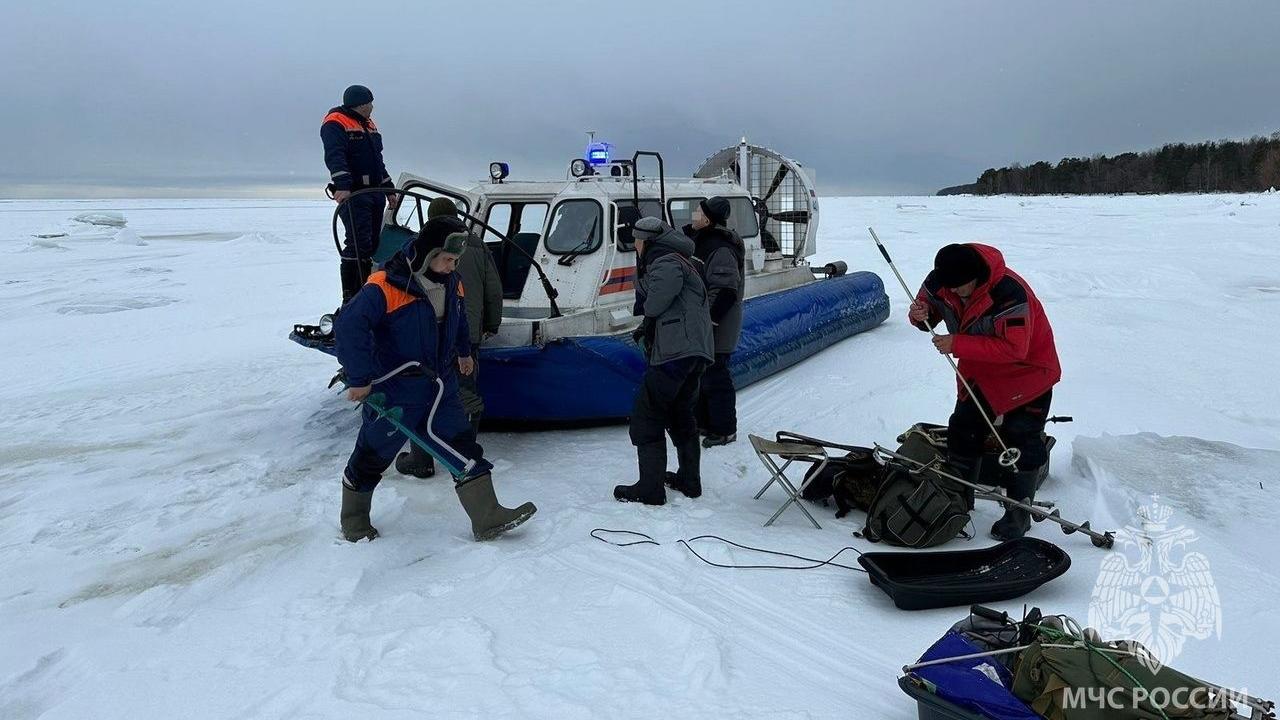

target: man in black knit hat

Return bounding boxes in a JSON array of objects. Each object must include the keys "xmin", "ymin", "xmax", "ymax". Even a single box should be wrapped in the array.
[
  {"xmin": 683, "ymin": 196, "xmax": 745, "ymax": 448},
  {"xmin": 909, "ymin": 243, "xmax": 1061, "ymax": 540},
  {"xmin": 322, "ymin": 84, "xmax": 399, "ymax": 303}
]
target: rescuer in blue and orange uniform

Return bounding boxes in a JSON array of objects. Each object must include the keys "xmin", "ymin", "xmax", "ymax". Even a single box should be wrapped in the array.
[
  {"xmin": 335, "ymin": 215, "xmax": 537, "ymax": 543},
  {"xmin": 322, "ymin": 84, "xmax": 398, "ymax": 303}
]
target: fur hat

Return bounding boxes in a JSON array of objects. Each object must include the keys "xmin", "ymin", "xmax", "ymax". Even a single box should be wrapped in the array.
[{"xmin": 409, "ymin": 215, "xmax": 468, "ymax": 271}]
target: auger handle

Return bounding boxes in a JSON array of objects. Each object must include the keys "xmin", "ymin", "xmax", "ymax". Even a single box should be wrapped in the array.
[{"xmin": 971, "ymin": 605, "xmax": 1011, "ymax": 624}]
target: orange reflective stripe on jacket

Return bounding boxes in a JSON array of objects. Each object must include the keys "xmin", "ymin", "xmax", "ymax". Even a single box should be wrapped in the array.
[
  {"xmin": 322, "ymin": 111, "xmax": 377, "ymax": 133},
  {"xmin": 366, "ymin": 271, "xmax": 415, "ymax": 314}
]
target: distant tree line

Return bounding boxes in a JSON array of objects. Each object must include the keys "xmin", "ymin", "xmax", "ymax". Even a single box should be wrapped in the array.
[{"xmin": 939, "ymin": 132, "xmax": 1280, "ymax": 196}]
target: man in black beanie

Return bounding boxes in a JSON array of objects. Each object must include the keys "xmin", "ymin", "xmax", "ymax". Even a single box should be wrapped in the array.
[
  {"xmin": 683, "ymin": 196, "xmax": 745, "ymax": 448},
  {"xmin": 322, "ymin": 84, "xmax": 399, "ymax": 303},
  {"xmin": 909, "ymin": 243, "xmax": 1061, "ymax": 541}
]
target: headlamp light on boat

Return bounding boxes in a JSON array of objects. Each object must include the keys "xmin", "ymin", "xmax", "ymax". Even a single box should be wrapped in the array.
[
  {"xmin": 570, "ymin": 158, "xmax": 594, "ymax": 178},
  {"xmin": 489, "ymin": 162, "xmax": 509, "ymax": 182},
  {"xmin": 318, "ymin": 313, "xmax": 334, "ymax": 335}
]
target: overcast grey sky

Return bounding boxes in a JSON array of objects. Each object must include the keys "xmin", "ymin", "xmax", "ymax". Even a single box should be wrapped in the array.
[{"xmin": 2, "ymin": 0, "xmax": 1278, "ymax": 197}]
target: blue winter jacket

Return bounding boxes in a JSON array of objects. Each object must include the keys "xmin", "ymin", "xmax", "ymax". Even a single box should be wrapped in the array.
[
  {"xmin": 335, "ymin": 254, "xmax": 471, "ymax": 388},
  {"xmin": 321, "ymin": 106, "xmax": 392, "ymax": 192}
]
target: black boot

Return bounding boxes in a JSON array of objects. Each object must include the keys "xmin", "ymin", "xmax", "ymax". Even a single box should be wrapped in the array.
[
  {"xmin": 615, "ymin": 441, "xmax": 667, "ymax": 505},
  {"xmin": 340, "ymin": 486, "xmax": 379, "ymax": 542},
  {"xmin": 664, "ymin": 435, "xmax": 702, "ymax": 498},
  {"xmin": 394, "ymin": 442, "xmax": 436, "ymax": 479},
  {"xmin": 702, "ymin": 432, "xmax": 736, "ymax": 448},
  {"xmin": 990, "ymin": 470, "xmax": 1037, "ymax": 541}
]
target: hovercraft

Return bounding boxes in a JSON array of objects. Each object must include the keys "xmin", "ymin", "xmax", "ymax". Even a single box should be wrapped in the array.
[{"xmin": 291, "ymin": 140, "xmax": 890, "ymax": 424}]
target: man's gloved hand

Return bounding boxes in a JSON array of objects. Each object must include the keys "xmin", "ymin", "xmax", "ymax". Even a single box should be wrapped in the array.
[{"xmin": 631, "ymin": 318, "xmax": 653, "ymax": 355}]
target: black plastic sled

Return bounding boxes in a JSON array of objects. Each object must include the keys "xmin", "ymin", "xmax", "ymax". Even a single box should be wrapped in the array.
[{"xmin": 857, "ymin": 537, "xmax": 1071, "ymax": 611}]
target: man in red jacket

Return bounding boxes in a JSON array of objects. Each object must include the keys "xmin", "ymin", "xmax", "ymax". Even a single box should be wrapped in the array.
[{"xmin": 909, "ymin": 243, "xmax": 1061, "ymax": 540}]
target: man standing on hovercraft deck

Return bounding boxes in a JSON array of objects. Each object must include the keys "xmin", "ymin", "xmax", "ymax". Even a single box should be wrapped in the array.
[
  {"xmin": 335, "ymin": 214, "xmax": 536, "ymax": 543},
  {"xmin": 908, "ymin": 243, "xmax": 1061, "ymax": 541},
  {"xmin": 322, "ymin": 84, "xmax": 399, "ymax": 304}
]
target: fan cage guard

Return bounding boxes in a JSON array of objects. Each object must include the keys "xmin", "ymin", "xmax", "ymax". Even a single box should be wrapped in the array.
[{"xmin": 750, "ymin": 154, "xmax": 809, "ymax": 257}]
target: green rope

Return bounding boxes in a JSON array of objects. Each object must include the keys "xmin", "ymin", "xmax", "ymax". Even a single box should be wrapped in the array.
[{"xmin": 1028, "ymin": 621, "xmax": 1172, "ymax": 720}]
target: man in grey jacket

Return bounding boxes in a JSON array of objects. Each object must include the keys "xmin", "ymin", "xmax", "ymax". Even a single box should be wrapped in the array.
[
  {"xmin": 684, "ymin": 196, "xmax": 746, "ymax": 448},
  {"xmin": 395, "ymin": 196, "xmax": 504, "ymax": 479},
  {"xmin": 615, "ymin": 217, "xmax": 714, "ymax": 505}
]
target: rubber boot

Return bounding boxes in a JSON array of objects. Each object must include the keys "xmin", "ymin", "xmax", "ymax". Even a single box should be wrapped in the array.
[
  {"xmin": 615, "ymin": 441, "xmax": 667, "ymax": 505},
  {"xmin": 394, "ymin": 442, "xmax": 436, "ymax": 479},
  {"xmin": 454, "ymin": 473, "xmax": 537, "ymax": 541},
  {"xmin": 340, "ymin": 486, "xmax": 379, "ymax": 542},
  {"xmin": 990, "ymin": 470, "xmax": 1037, "ymax": 541},
  {"xmin": 664, "ymin": 435, "xmax": 702, "ymax": 498}
]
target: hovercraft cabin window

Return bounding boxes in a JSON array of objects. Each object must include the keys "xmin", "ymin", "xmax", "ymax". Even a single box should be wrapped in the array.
[
  {"xmin": 483, "ymin": 201, "xmax": 549, "ymax": 300},
  {"xmin": 392, "ymin": 186, "xmax": 470, "ymax": 232},
  {"xmin": 668, "ymin": 197, "xmax": 760, "ymax": 240},
  {"xmin": 613, "ymin": 198, "xmax": 664, "ymax": 251},
  {"xmin": 545, "ymin": 200, "xmax": 603, "ymax": 255}
]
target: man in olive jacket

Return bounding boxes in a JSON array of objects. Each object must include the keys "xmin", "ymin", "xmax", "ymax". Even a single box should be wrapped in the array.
[
  {"xmin": 395, "ymin": 196, "xmax": 504, "ymax": 479},
  {"xmin": 615, "ymin": 217, "xmax": 714, "ymax": 505},
  {"xmin": 684, "ymin": 196, "xmax": 745, "ymax": 448}
]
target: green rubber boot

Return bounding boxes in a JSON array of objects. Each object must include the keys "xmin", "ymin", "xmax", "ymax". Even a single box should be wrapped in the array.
[
  {"xmin": 455, "ymin": 473, "xmax": 537, "ymax": 541},
  {"xmin": 340, "ymin": 486, "xmax": 379, "ymax": 542}
]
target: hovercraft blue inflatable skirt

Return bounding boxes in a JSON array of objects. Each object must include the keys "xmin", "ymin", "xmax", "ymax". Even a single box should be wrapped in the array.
[
  {"xmin": 480, "ymin": 271, "xmax": 888, "ymax": 423},
  {"xmin": 292, "ymin": 271, "xmax": 889, "ymax": 425}
]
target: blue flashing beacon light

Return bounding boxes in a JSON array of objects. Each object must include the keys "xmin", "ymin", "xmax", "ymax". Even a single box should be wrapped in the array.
[{"xmin": 586, "ymin": 141, "xmax": 613, "ymax": 166}]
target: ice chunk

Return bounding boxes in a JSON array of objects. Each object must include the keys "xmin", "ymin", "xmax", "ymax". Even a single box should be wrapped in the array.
[
  {"xmin": 112, "ymin": 228, "xmax": 147, "ymax": 246},
  {"xmin": 1072, "ymin": 433, "xmax": 1275, "ymax": 526},
  {"xmin": 72, "ymin": 211, "xmax": 127, "ymax": 228}
]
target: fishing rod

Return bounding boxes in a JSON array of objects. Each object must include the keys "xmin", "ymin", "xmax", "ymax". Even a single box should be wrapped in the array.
[{"xmin": 867, "ymin": 227, "xmax": 1020, "ymax": 469}]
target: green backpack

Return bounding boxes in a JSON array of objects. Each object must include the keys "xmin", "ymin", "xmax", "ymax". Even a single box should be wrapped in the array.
[{"xmin": 859, "ymin": 425, "xmax": 973, "ymax": 548}]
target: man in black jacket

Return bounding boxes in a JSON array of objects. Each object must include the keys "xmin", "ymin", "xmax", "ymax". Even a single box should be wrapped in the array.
[
  {"xmin": 322, "ymin": 84, "xmax": 399, "ymax": 303},
  {"xmin": 684, "ymin": 197, "xmax": 745, "ymax": 448}
]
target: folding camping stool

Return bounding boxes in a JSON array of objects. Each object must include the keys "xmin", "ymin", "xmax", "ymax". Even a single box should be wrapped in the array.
[{"xmin": 748, "ymin": 433, "xmax": 830, "ymax": 529}]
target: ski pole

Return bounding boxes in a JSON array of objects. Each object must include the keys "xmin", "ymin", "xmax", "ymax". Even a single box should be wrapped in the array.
[
  {"xmin": 872, "ymin": 444, "xmax": 1116, "ymax": 549},
  {"xmin": 867, "ymin": 227, "xmax": 1020, "ymax": 469},
  {"xmin": 361, "ymin": 392, "xmax": 473, "ymax": 480}
]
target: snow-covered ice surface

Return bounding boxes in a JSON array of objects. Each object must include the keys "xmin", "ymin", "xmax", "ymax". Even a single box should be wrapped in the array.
[{"xmin": 1, "ymin": 195, "xmax": 1276, "ymax": 718}]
